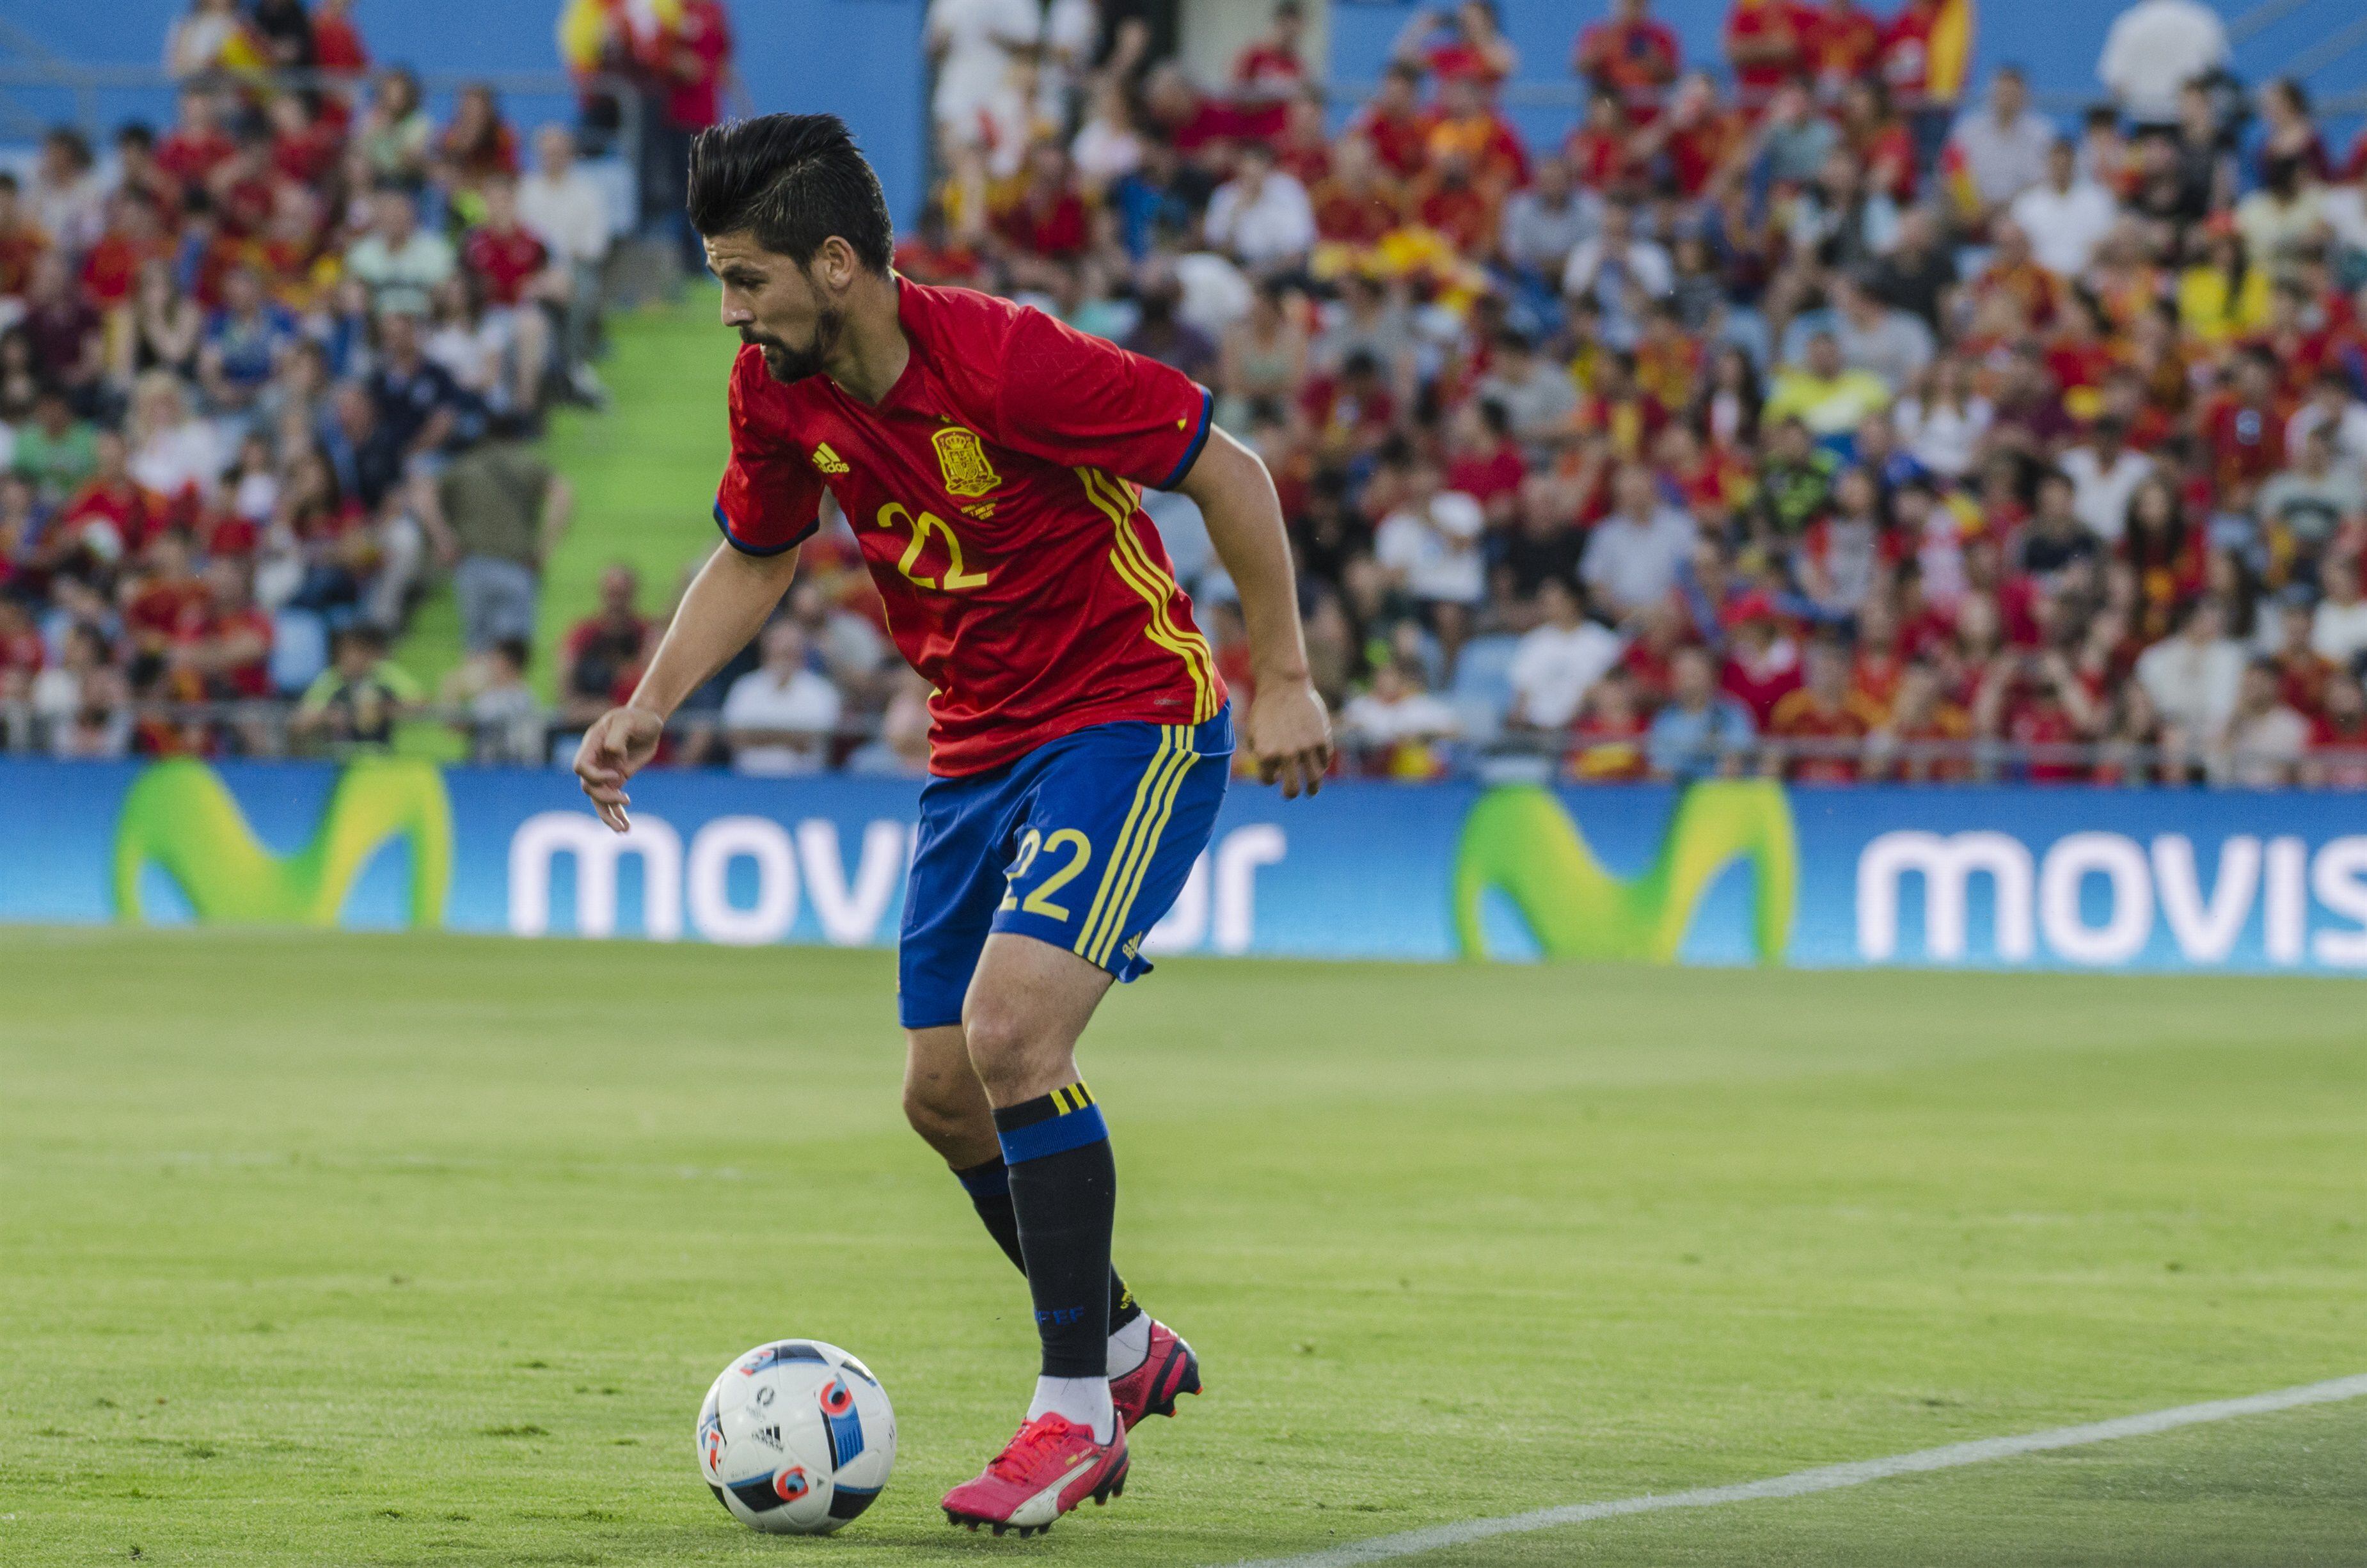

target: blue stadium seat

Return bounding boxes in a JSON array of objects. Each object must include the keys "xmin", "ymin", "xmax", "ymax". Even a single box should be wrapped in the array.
[
  {"xmin": 269, "ymin": 610, "xmax": 329, "ymax": 696},
  {"xmin": 1449, "ymin": 633, "xmax": 1521, "ymax": 745}
]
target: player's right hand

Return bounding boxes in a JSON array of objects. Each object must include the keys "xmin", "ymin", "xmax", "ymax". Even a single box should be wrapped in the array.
[{"xmin": 573, "ymin": 706, "xmax": 667, "ymax": 834}]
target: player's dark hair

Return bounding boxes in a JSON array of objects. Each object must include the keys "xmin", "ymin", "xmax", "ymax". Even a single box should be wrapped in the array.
[{"xmin": 687, "ymin": 113, "xmax": 893, "ymax": 275}]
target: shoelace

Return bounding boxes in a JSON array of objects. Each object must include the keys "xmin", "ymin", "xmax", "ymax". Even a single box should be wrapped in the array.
[{"xmin": 987, "ymin": 1415, "xmax": 1078, "ymax": 1481}]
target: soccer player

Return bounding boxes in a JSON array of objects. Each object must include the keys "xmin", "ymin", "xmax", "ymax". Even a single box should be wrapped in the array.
[{"xmin": 571, "ymin": 115, "xmax": 1331, "ymax": 1535}]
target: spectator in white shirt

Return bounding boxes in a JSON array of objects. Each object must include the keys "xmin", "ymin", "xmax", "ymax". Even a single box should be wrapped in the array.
[
  {"xmin": 1945, "ymin": 67, "xmax": 2057, "ymax": 216},
  {"xmin": 1583, "ymin": 464, "xmax": 1697, "ymax": 621},
  {"xmin": 1501, "ymin": 155, "xmax": 1599, "ymax": 283},
  {"xmin": 518, "ymin": 125, "xmax": 611, "ymax": 400},
  {"xmin": 2137, "ymin": 596, "xmax": 2246, "ymax": 761},
  {"xmin": 1832, "ymin": 272, "xmax": 1935, "ymax": 394},
  {"xmin": 1203, "ymin": 143, "xmax": 1315, "ymax": 272},
  {"xmin": 2058, "ymin": 416, "xmax": 2153, "ymax": 544},
  {"xmin": 2010, "ymin": 139, "xmax": 2121, "ymax": 278},
  {"xmin": 1507, "ymin": 577, "xmax": 1624, "ymax": 729},
  {"xmin": 2286, "ymin": 371, "xmax": 2367, "ymax": 477},
  {"xmin": 1562, "ymin": 200, "xmax": 1672, "ymax": 313},
  {"xmin": 2313, "ymin": 558, "xmax": 2367, "ymax": 669},
  {"xmin": 1373, "ymin": 463, "xmax": 1487, "ymax": 610},
  {"xmin": 2099, "ymin": 0, "xmax": 2228, "ymax": 127},
  {"xmin": 722, "ymin": 621, "xmax": 844, "ymax": 776},
  {"xmin": 2215, "ymin": 658, "xmax": 2309, "ymax": 787},
  {"xmin": 926, "ymin": 0, "xmax": 1040, "ymax": 145},
  {"xmin": 344, "ymin": 186, "xmax": 455, "ymax": 319},
  {"xmin": 1891, "ymin": 356, "xmax": 1993, "ymax": 481},
  {"xmin": 1340, "ymin": 658, "xmax": 1462, "ymax": 772}
]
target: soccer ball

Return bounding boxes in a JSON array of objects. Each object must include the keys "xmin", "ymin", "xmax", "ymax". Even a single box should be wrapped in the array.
[{"xmin": 697, "ymin": 1339, "xmax": 897, "ymax": 1534}]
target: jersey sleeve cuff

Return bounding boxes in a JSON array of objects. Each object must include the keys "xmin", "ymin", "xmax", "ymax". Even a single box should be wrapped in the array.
[
  {"xmin": 713, "ymin": 496, "xmax": 817, "ymax": 557},
  {"xmin": 1155, "ymin": 386, "xmax": 1215, "ymax": 491}
]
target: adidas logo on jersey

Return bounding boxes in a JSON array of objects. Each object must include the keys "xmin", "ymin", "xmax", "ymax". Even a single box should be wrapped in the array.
[{"xmin": 811, "ymin": 443, "xmax": 850, "ymax": 474}]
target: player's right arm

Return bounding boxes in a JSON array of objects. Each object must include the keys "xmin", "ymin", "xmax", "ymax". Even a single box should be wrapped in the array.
[
  {"xmin": 574, "ymin": 348, "xmax": 823, "ymax": 832},
  {"xmin": 573, "ymin": 541, "xmax": 802, "ymax": 832}
]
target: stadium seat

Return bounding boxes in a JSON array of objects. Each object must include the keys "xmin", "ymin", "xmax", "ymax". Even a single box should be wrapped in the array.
[
  {"xmin": 270, "ymin": 610, "xmax": 330, "ymax": 696},
  {"xmin": 1449, "ymin": 633, "xmax": 1521, "ymax": 745}
]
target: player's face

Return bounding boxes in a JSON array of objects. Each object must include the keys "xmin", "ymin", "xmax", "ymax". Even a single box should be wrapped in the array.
[{"xmin": 706, "ymin": 230, "xmax": 843, "ymax": 384}]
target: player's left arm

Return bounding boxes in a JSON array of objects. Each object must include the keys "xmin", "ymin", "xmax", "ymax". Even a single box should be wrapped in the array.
[{"xmin": 1177, "ymin": 427, "xmax": 1333, "ymax": 799}]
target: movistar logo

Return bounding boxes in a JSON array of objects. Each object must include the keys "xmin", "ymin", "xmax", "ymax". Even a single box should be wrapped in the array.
[
  {"xmin": 1453, "ymin": 782, "xmax": 1798, "ymax": 962},
  {"xmin": 113, "ymin": 757, "xmax": 453, "ymax": 926}
]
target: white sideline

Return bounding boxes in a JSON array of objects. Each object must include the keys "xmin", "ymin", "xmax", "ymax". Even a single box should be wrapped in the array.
[{"xmin": 1222, "ymin": 1372, "xmax": 2367, "ymax": 1568}]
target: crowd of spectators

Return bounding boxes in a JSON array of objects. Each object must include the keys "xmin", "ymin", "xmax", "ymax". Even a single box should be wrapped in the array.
[
  {"xmin": 0, "ymin": 0, "xmax": 625, "ymax": 762},
  {"xmin": 11, "ymin": 1, "xmax": 2367, "ymax": 789},
  {"xmin": 856, "ymin": 0, "xmax": 2367, "ymax": 788}
]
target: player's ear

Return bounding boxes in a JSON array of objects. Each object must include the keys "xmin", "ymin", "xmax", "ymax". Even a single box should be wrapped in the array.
[{"xmin": 813, "ymin": 235, "xmax": 858, "ymax": 294}]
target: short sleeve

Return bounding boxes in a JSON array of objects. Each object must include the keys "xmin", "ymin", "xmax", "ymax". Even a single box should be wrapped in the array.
[
  {"xmin": 994, "ymin": 308, "xmax": 1214, "ymax": 491},
  {"xmin": 714, "ymin": 348, "xmax": 823, "ymax": 557}
]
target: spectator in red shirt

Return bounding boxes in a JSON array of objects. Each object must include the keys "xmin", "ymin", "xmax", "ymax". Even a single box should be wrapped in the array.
[
  {"xmin": 1352, "ymin": 63, "xmax": 1433, "ymax": 182},
  {"xmin": 1309, "ymin": 137, "xmax": 1406, "ymax": 249},
  {"xmin": 992, "ymin": 145, "xmax": 1091, "ymax": 290},
  {"xmin": 1416, "ymin": 152, "xmax": 1498, "ymax": 256},
  {"xmin": 1232, "ymin": 1, "xmax": 1308, "ymax": 141},
  {"xmin": 463, "ymin": 173, "xmax": 556, "ymax": 413},
  {"xmin": 173, "ymin": 557, "xmax": 274, "ymax": 702},
  {"xmin": 1569, "ymin": 668, "xmax": 1652, "ymax": 779},
  {"xmin": 56, "ymin": 429, "xmax": 157, "ymax": 562},
  {"xmin": 1391, "ymin": 0, "xmax": 1520, "ymax": 90},
  {"xmin": 1423, "ymin": 74, "xmax": 1531, "ymax": 202},
  {"xmin": 2201, "ymin": 348, "xmax": 2290, "ymax": 496},
  {"xmin": 1804, "ymin": 0, "xmax": 1881, "ymax": 99},
  {"xmin": 21, "ymin": 253, "xmax": 102, "ymax": 399},
  {"xmin": 2304, "ymin": 672, "xmax": 2367, "ymax": 787},
  {"xmin": 1979, "ymin": 647, "xmax": 2101, "ymax": 782},
  {"xmin": 436, "ymin": 83, "xmax": 521, "ymax": 216},
  {"xmin": 267, "ymin": 93, "xmax": 344, "ymax": 188},
  {"xmin": 1446, "ymin": 399, "xmax": 1527, "ymax": 529},
  {"xmin": 665, "ymin": 0, "xmax": 737, "ymax": 134},
  {"xmin": 1722, "ymin": 594, "xmax": 1805, "ymax": 723},
  {"xmin": 311, "ymin": 0, "xmax": 369, "ymax": 74},
  {"xmin": 1723, "ymin": 0, "xmax": 1816, "ymax": 115},
  {"xmin": 1576, "ymin": 0, "xmax": 1682, "ymax": 123},
  {"xmin": 1301, "ymin": 350, "xmax": 1400, "ymax": 461},
  {"xmin": 1768, "ymin": 637, "xmax": 1875, "ymax": 780},
  {"xmin": 1565, "ymin": 90, "xmax": 1640, "ymax": 192},
  {"xmin": 560, "ymin": 563, "xmax": 653, "ymax": 727},
  {"xmin": 156, "ymin": 86, "xmax": 237, "ymax": 202}
]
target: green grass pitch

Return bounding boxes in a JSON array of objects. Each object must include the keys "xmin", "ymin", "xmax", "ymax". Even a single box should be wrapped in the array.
[{"xmin": 3, "ymin": 929, "xmax": 2363, "ymax": 1566}]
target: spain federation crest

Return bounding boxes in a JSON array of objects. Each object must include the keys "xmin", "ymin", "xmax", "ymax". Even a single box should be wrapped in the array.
[{"xmin": 931, "ymin": 425, "xmax": 1001, "ymax": 498}]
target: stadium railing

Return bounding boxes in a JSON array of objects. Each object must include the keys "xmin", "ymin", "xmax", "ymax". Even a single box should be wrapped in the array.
[{"xmin": 13, "ymin": 697, "xmax": 2362, "ymax": 787}]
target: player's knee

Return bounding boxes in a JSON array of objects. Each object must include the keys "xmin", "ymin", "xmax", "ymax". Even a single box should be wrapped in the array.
[
  {"xmin": 958, "ymin": 1001, "xmax": 1050, "ymax": 1098},
  {"xmin": 900, "ymin": 1075, "xmax": 974, "ymax": 1152}
]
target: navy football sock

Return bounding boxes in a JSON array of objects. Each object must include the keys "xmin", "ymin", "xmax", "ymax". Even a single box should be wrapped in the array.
[
  {"xmin": 954, "ymin": 1157, "xmax": 1143, "ymax": 1334},
  {"xmin": 993, "ymin": 1083, "xmax": 1116, "ymax": 1379}
]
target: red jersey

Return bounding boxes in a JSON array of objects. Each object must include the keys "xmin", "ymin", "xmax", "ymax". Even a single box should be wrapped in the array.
[
  {"xmin": 666, "ymin": 0, "xmax": 734, "ymax": 131},
  {"xmin": 1576, "ymin": 19, "xmax": 1682, "ymax": 118},
  {"xmin": 716, "ymin": 281, "xmax": 1225, "ymax": 775},
  {"xmin": 464, "ymin": 223, "xmax": 549, "ymax": 306}
]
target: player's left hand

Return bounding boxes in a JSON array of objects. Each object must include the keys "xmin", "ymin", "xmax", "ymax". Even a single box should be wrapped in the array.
[
  {"xmin": 573, "ymin": 705, "xmax": 667, "ymax": 833},
  {"xmin": 1246, "ymin": 677, "xmax": 1332, "ymax": 800}
]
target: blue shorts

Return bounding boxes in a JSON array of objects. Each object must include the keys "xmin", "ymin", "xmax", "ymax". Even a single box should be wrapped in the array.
[{"xmin": 898, "ymin": 706, "xmax": 1233, "ymax": 1030}]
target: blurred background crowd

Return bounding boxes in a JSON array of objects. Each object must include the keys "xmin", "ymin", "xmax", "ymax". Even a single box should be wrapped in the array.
[{"xmin": 4, "ymin": 0, "xmax": 2367, "ymax": 787}]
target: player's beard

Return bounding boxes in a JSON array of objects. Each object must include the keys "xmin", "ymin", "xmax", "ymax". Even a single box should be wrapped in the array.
[{"xmin": 743, "ymin": 307, "xmax": 842, "ymax": 384}]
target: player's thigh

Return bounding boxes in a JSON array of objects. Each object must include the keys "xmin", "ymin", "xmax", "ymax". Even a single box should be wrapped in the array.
[
  {"xmin": 897, "ymin": 772, "xmax": 1019, "ymax": 1032},
  {"xmin": 988, "ymin": 715, "xmax": 1233, "ymax": 981}
]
